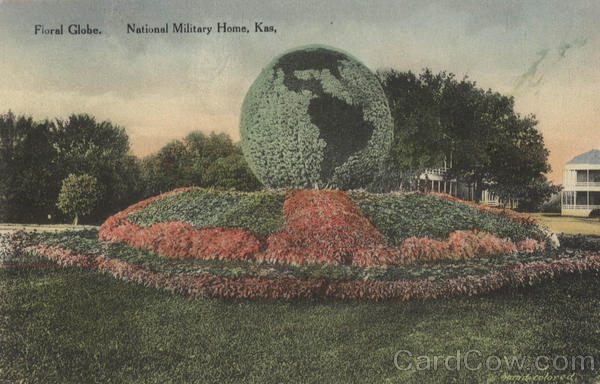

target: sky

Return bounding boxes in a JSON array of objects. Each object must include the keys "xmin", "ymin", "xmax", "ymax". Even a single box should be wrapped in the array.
[{"xmin": 1, "ymin": 0, "xmax": 599, "ymax": 184}]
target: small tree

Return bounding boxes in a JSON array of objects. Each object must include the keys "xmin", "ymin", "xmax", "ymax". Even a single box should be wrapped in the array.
[{"xmin": 56, "ymin": 174, "xmax": 103, "ymax": 225}]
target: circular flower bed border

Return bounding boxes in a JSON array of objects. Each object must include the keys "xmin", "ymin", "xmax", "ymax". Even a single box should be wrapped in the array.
[{"xmin": 12, "ymin": 232, "xmax": 600, "ymax": 301}]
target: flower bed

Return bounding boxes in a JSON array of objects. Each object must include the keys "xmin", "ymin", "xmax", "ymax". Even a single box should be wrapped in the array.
[
  {"xmin": 99, "ymin": 188, "xmax": 549, "ymax": 267},
  {"xmin": 13, "ymin": 231, "xmax": 600, "ymax": 301},
  {"xmin": 261, "ymin": 189, "xmax": 394, "ymax": 266},
  {"xmin": 351, "ymin": 191, "xmax": 544, "ymax": 244},
  {"xmin": 99, "ymin": 188, "xmax": 262, "ymax": 261}
]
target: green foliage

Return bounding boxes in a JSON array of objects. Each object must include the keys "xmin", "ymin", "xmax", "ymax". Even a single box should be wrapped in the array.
[
  {"xmin": 541, "ymin": 193, "xmax": 561, "ymax": 213},
  {"xmin": 56, "ymin": 174, "xmax": 104, "ymax": 225},
  {"xmin": 128, "ymin": 188, "xmax": 285, "ymax": 235},
  {"xmin": 0, "ymin": 111, "xmax": 142, "ymax": 223},
  {"xmin": 203, "ymin": 153, "xmax": 262, "ymax": 191},
  {"xmin": 377, "ymin": 69, "xmax": 446, "ymax": 171},
  {"xmin": 54, "ymin": 114, "xmax": 142, "ymax": 220},
  {"xmin": 350, "ymin": 192, "xmax": 543, "ymax": 244},
  {"xmin": 506, "ymin": 177, "xmax": 561, "ymax": 212},
  {"xmin": 240, "ymin": 45, "xmax": 393, "ymax": 189},
  {"xmin": 0, "ymin": 112, "xmax": 59, "ymax": 222},
  {"xmin": 377, "ymin": 69, "xmax": 552, "ymax": 202},
  {"xmin": 141, "ymin": 132, "xmax": 262, "ymax": 196},
  {"xmin": 558, "ymin": 234, "xmax": 600, "ymax": 251},
  {"xmin": 128, "ymin": 187, "xmax": 542, "ymax": 242}
]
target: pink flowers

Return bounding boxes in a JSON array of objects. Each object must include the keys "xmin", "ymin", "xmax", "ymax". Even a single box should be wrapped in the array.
[
  {"xmin": 261, "ymin": 190, "xmax": 394, "ymax": 266},
  {"xmin": 517, "ymin": 238, "xmax": 547, "ymax": 253},
  {"xmin": 396, "ymin": 230, "xmax": 544, "ymax": 263},
  {"xmin": 21, "ymin": 239, "xmax": 600, "ymax": 301}
]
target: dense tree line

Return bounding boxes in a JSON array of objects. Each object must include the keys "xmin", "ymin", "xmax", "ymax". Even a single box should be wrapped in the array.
[
  {"xmin": 0, "ymin": 68, "xmax": 558, "ymax": 222},
  {"xmin": 0, "ymin": 113, "xmax": 142, "ymax": 223},
  {"xmin": 0, "ymin": 112, "xmax": 260, "ymax": 224},
  {"xmin": 376, "ymin": 69, "xmax": 559, "ymax": 210}
]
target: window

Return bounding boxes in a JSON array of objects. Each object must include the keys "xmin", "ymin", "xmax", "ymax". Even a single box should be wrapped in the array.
[
  {"xmin": 577, "ymin": 170, "xmax": 588, "ymax": 182},
  {"xmin": 590, "ymin": 192, "xmax": 600, "ymax": 205},
  {"xmin": 590, "ymin": 170, "xmax": 600, "ymax": 182},
  {"xmin": 576, "ymin": 191, "xmax": 588, "ymax": 205}
]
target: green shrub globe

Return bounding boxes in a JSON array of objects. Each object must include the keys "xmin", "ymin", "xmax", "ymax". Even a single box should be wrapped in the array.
[{"xmin": 240, "ymin": 45, "xmax": 393, "ymax": 189}]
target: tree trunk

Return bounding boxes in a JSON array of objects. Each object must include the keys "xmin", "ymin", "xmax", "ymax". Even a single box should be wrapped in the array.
[
  {"xmin": 73, "ymin": 214, "xmax": 78, "ymax": 226},
  {"xmin": 474, "ymin": 181, "xmax": 483, "ymax": 203}
]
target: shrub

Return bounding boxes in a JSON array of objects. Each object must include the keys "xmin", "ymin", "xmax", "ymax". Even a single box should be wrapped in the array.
[
  {"xmin": 202, "ymin": 153, "xmax": 262, "ymax": 191},
  {"xmin": 541, "ymin": 193, "xmax": 561, "ymax": 213},
  {"xmin": 558, "ymin": 234, "xmax": 600, "ymax": 251},
  {"xmin": 240, "ymin": 45, "xmax": 393, "ymax": 189}
]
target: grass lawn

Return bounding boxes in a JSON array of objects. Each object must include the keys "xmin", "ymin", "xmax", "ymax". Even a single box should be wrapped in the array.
[
  {"xmin": 532, "ymin": 213, "xmax": 600, "ymax": 236},
  {"xmin": 2, "ymin": 263, "xmax": 600, "ymax": 383}
]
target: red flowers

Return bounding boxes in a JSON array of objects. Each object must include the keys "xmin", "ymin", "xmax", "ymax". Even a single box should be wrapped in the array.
[
  {"xmin": 99, "ymin": 188, "xmax": 261, "ymax": 261},
  {"xmin": 262, "ymin": 189, "xmax": 394, "ymax": 266},
  {"xmin": 397, "ymin": 230, "xmax": 545, "ymax": 263}
]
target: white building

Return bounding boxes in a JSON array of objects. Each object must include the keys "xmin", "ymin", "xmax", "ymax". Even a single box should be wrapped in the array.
[
  {"xmin": 562, "ymin": 149, "xmax": 600, "ymax": 217},
  {"xmin": 420, "ymin": 168, "xmax": 515, "ymax": 207}
]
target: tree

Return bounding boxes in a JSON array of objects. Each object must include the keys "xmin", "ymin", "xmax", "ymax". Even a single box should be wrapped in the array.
[
  {"xmin": 0, "ymin": 112, "xmax": 59, "ymax": 222},
  {"xmin": 377, "ymin": 69, "xmax": 447, "ymax": 170},
  {"xmin": 506, "ymin": 177, "xmax": 561, "ymax": 212},
  {"xmin": 53, "ymin": 114, "xmax": 142, "ymax": 221},
  {"xmin": 56, "ymin": 174, "xmax": 103, "ymax": 225},
  {"xmin": 140, "ymin": 131, "xmax": 262, "ymax": 196},
  {"xmin": 203, "ymin": 153, "xmax": 262, "ymax": 191},
  {"xmin": 379, "ymin": 69, "xmax": 552, "ymax": 204}
]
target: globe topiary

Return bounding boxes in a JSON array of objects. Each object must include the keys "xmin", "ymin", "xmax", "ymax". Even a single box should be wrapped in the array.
[{"xmin": 240, "ymin": 45, "xmax": 393, "ymax": 190}]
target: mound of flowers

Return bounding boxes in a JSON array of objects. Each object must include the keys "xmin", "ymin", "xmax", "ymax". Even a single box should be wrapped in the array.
[{"xmin": 98, "ymin": 187, "xmax": 548, "ymax": 268}]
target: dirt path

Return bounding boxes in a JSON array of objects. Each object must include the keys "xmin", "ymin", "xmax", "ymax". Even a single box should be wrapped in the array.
[{"xmin": 0, "ymin": 223, "xmax": 99, "ymax": 234}]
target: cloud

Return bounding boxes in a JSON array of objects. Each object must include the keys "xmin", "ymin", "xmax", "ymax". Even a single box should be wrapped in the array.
[
  {"xmin": 558, "ymin": 37, "xmax": 587, "ymax": 58},
  {"xmin": 513, "ymin": 48, "xmax": 549, "ymax": 92},
  {"xmin": 513, "ymin": 37, "xmax": 588, "ymax": 94}
]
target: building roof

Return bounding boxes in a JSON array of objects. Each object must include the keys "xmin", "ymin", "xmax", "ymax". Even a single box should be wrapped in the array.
[{"xmin": 567, "ymin": 149, "xmax": 600, "ymax": 165}]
